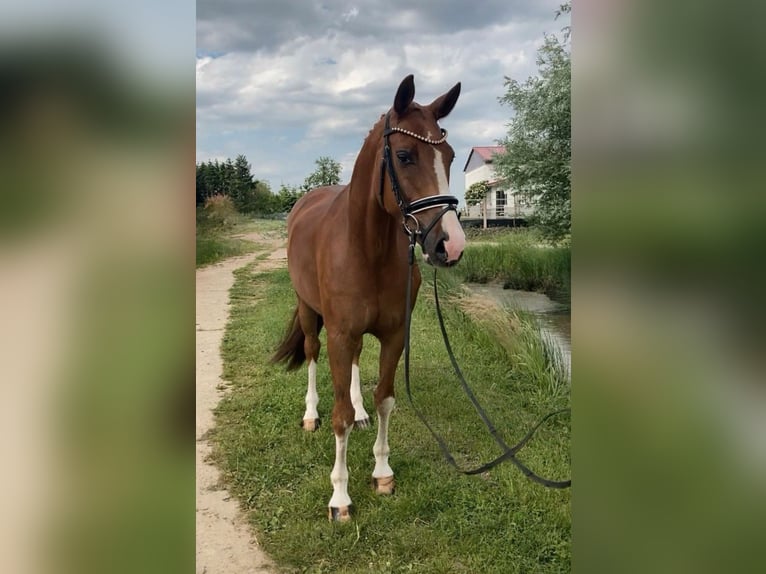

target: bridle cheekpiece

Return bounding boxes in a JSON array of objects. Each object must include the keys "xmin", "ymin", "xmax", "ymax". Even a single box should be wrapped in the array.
[{"xmin": 379, "ymin": 112, "xmax": 459, "ymax": 243}]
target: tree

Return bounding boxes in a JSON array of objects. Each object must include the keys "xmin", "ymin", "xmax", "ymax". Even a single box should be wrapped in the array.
[
  {"xmin": 195, "ymin": 154, "xmax": 281, "ymax": 215},
  {"xmin": 465, "ymin": 180, "xmax": 491, "ymax": 229},
  {"xmin": 465, "ymin": 180, "xmax": 490, "ymax": 206},
  {"xmin": 196, "ymin": 162, "xmax": 210, "ymax": 204},
  {"xmin": 230, "ymin": 154, "xmax": 254, "ymax": 212},
  {"xmin": 277, "ymin": 183, "xmax": 301, "ymax": 213},
  {"xmin": 251, "ymin": 180, "xmax": 278, "ymax": 214},
  {"xmin": 302, "ymin": 156, "xmax": 342, "ymax": 193},
  {"xmin": 494, "ymin": 3, "xmax": 570, "ymax": 241}
]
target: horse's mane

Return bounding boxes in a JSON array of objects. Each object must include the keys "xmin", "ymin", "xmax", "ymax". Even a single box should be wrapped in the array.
[{"xmin": 362, "ymin": 113, "xmax": 386, "ymax": 144}]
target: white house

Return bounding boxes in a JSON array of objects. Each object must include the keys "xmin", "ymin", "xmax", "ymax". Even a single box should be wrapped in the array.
[{"xmin": 462, "ymin": 146, "xmax": 533, "ymax": 220}]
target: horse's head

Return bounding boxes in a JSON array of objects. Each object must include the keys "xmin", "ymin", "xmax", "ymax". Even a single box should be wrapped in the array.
[{"xmin": 379, "ymin": 75, "xmax": 466, "ymax": 267}]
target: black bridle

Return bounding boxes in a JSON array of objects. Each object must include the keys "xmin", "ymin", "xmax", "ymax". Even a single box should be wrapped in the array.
[
  {"xmin": 382, "ymin": 111, "xmax": 571, "ymax": 489},
  {"xmin": 379, "ymin": 111, "xmax": 459, "ymax": 246}
]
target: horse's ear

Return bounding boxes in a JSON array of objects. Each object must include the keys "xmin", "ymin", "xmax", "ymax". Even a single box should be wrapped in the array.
[
  {"xmin": 394, "ymin": 74, "xmax": 415, "ymax": 115},
  {"xmin": 428, "ymin": 82, "xmax": 461, "ymax": 120}
]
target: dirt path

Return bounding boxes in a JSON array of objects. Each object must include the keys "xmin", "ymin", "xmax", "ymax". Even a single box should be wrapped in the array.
[{"xmin": 196, "ymin": 232, "xmax": 286, "ymax": 574}]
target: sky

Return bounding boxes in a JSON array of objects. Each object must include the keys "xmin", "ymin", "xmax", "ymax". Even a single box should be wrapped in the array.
[{"xmin": 196, "ymin": 0, "xmax": 569, "ymax": 204}]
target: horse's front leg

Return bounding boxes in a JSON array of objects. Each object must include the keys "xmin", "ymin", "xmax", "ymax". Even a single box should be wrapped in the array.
[
  {"xmin": 326, "ymin": 331, "xmax": 359, "ymax": 522},
  {"xmin": 371, "ymin": 330, "xmax": 405, "ymax": 495},
  {"xmin": 350, "ymin": 339, "xmax": 371, "ymax": 428}
]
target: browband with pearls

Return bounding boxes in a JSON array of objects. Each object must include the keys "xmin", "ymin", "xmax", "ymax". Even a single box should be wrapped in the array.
[{"xmin": 384, "ymin": 126, "xmax": 448, "ymax": 145}]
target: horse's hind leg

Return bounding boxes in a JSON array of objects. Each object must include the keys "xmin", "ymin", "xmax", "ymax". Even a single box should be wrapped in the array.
[
  {"xmin": 298, "ymin": 301, "xmax": 322, "ymax": 432},
  {"xmin": 371, "ymin": 330, "xmax": 404, "ymax": 496},
  {"xmin": 350, "ymin": 340, "xmax": 371, "ymax": 428}
]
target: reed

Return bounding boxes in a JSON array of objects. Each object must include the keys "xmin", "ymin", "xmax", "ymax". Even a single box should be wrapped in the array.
[{"xmin": 448, "ymin": 229, "xmax": 570, "ymax": 304}]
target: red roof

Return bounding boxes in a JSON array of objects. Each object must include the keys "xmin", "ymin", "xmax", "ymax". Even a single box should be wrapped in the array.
[
  {"xmin": 473, "ymin": 146, "xmax": 504, "ymax": 161},
  {"xmin": 463, "ymin": 146, "xmax": 505, "ymax": 172}
]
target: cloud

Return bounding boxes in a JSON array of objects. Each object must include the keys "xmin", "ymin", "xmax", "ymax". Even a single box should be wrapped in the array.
[{"xmin": 196, "ymin": 0, "xmax": 568, "ymax": 193}]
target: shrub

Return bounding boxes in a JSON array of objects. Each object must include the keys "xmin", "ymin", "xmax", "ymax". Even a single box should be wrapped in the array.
[{"xmin": 200, "ymin": 194, "xmax": 238, "ymax": 229}]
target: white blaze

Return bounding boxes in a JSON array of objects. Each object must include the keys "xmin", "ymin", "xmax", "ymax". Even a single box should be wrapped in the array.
[{"xmin": 433, "ymin": 148, "xmax": 466, "ymax": 262}]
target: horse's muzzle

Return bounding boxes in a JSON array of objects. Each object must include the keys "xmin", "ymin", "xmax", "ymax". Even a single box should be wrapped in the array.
[
  {"xmin": 423, "ymin": 233, "xmax": 464, "ymax": 267},
  {"xmin": 432, "ymin": 238, "xmax": 463, "ymax": 267},
  {"xmin": 416, "ymin": 206, "xmax": 465, "ymax": 267}
]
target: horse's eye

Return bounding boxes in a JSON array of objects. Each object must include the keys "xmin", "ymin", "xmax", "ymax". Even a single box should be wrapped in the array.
[{"xmin": 396, "ymin": 150, "xmax": 413, "ymax": 165}]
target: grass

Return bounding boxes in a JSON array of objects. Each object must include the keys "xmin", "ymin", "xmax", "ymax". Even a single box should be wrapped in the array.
[
  {"xmin": 447, "ymin": 229, "xmax": 570, "ymax": 305},
  {"xmin": 444, "ymin": 272, "xmax": 569, "ymax": 406},
  {"xmin": 196, "ymin": 213, "xmax": 284, "ymax": 267},
  {"xmin": 211, "ymin": 262, "xmax": 571, "ymax": 573},
  {"xmin": 196, "ymin": 233, "xmax": 257, "ymax": 267}
]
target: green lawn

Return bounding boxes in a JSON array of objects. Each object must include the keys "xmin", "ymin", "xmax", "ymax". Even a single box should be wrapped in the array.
[{"xmin": 211, "ymin": 263, "xmax": 571, "ymax": 573}]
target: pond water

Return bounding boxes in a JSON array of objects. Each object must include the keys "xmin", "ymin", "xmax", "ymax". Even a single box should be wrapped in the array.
[{"xmin": 466, "ymin": 283, "xmax": 571, "ymax": 374}]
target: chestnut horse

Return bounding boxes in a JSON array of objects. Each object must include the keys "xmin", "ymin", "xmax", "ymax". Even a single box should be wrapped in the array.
[{"xmin": 272, "ymin": 75, "xmax": 465, "ymax": 521}]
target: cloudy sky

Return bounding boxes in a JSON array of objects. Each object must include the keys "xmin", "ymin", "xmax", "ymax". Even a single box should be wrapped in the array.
[{"xmin": 196, "ymin": 0, "xmax": 568, "ymax": 204}]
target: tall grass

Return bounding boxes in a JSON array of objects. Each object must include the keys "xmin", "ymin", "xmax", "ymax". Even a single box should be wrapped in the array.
[
  {"xmin": 195, "ymin": 197, "xmax": 262, "ymax": 267},
  {"xmin": 447, "ymin": 229, "xmax": 570, "ymax": 304},
  {"xmin": 196, "ymin": 234, "xmax": 256, "ymax": 267},
  {"xmin": 437, "ymin": 270, "xmax": 570, "ymax": 403}
]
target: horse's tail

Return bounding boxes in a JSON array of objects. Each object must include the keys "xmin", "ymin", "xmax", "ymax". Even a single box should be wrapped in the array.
[{"xmin": 271, "ymin": 307, "xmax": 306, "ymax": 371}]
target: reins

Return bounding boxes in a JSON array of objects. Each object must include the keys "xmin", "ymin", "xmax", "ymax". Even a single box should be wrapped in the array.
[
  {"xmin": 383, "ymin": 112, "xmax": 571, "ymax": 488},
  {"xmin": 403, "ymin": 233, "xmax": 571, "ymax": 487}
]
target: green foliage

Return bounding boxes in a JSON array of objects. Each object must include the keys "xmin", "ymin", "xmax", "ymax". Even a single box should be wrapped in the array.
[
  {"xmin": 195, "ymin": 154, "xmax": 342, "ymax": 215},
  {"xmin": 495, "ymin": 4, "xmax": 570, "ymax": 241},
  {"xmin": 302, "ymin": 156, "xmax": 342, "ymax": 193},
  {"xmin": 196, "ymin": 154, "xmax": 279, "ymax": 215},
  {"xmin": 195, "ymin": 201, "xmax": 259, "ymax": 267},
  {"xmin": 229, "ymin": 154, "xmax": 255, "ymax": 212},
  {"xmin": 238, "ymin": 180, "xmax": 278, "ymax": 215},
  {"xmin": 503, "ymin": 313, "xmax": 569, "ymax": 403},
  {"xmin": 196, "ymin": 234, "xmax": 255, "ymax": 267},
  {"xmin": 445, "ymin": 229, "xmax": 570, "ymax": 304},
  {"xmin": 465, "ymin": 180, "xmax": 490, "ymax": 207},
  {"xmin": 276, "ymin": 183, "xmax": 302, "ymax": 213}
]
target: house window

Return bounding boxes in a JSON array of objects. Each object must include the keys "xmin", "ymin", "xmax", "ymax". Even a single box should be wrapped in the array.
[{"xmin": 496, "ymin": 190, "xmax": 506, "ymax": 216}]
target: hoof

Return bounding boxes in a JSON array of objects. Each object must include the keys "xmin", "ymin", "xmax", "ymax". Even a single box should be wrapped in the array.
[
  {"xmin": 372, "ymin": 475, "xmax": 395, "ymax": 495},
  {"xmin": 301, "ymin": 418, "xmax": 320, "ymax": 432},
  {"xmin": 328, "ymin": 505, "xmax": 352, "ymax": 522},
  {"xmin": 354, "ymin": 417, "xmax": 372, "ymax": 429}
]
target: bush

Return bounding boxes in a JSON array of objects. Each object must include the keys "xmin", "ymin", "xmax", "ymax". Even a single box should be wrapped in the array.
[{"xmin": 199, "ymin": 194, "xmax": 238, "ymax": 229}]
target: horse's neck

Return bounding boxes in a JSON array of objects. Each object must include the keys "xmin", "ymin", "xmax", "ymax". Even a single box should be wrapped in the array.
[
  {"xmin": 344, "ymin": 130, "xmax": 405, "ymax": 264},
  {"xmin": 344, "ymin": 179, "xmax": 404, "ymax": 264}
]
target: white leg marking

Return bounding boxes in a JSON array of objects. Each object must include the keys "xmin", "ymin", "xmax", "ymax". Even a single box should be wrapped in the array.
[
  {"xmin": 433, "ymin": 148, "xmax": 466, "ymax": 262},
  {"xmin": 372, "ymin": 397, "xmax": 395, "ymax": 478},
  {"xmin": 303, "ymin": 360, "xmax": 319, "ymax": 421},
  {"xmin": 350, "ymin": 363, "xmax": 369, "ymax": 423},
  {"xmin": 328, "ymin": 425, "xmax": 353, "ymax": 508}
]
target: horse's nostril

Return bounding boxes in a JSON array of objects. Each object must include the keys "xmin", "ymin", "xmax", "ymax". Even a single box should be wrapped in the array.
[{"xmin": 435, "ymin": 239, "xmax": 448, "ymax": 261}]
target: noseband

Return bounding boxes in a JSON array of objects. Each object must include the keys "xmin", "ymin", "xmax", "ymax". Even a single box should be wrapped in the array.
[{"xmin": 379, "ymin": 112, "xmax": 459, "ymax": 244}]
